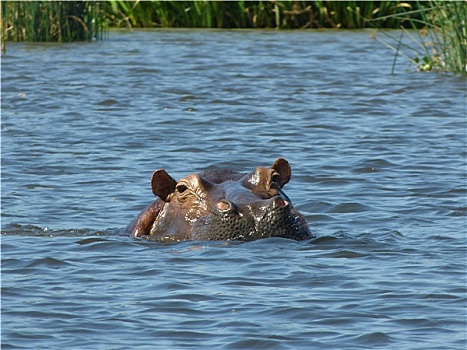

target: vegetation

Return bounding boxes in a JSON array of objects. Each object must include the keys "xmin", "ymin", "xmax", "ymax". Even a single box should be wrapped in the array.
[
  {"xmin": 105, "ymin": 1, "xmax": 417, "ymax": 29},
  {"xmin": 1, "ymin": 1, "xmax": 105, "ymax": 43},
  {"xmin": 1, "ymin": 0, "xmax": 418, "ymax": 44},
  {"xmin": 371, "ymin": 1, "xmax": 466, "ymax": 75},
  {"xmin": 1, "ymin": 1, "xmax": 465, "ymax": 75}
]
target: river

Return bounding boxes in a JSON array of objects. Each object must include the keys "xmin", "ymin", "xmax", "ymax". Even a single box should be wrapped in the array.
[{"xmin": 2, "ymin": 29, "xmax": 466, "ymax": 349}]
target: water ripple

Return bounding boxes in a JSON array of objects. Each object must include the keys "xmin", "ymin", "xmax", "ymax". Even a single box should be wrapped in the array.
[{"xmin": 1, "ymin": 30, "xmax": 465, "ymax": 350}]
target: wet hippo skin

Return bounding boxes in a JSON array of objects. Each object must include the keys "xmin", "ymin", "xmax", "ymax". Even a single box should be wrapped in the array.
[{"xmin": 127, "ymin": 158, "xmax": 313, "ymax": 242}]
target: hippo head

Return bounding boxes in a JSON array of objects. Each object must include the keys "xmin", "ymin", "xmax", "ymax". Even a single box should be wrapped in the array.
[{"xmin": 132, "ymin": 158, "xmax": 312, "ymax": 242}]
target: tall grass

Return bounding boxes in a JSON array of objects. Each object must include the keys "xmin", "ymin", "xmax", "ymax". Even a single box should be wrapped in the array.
[
  {"xmin": 422, "ymin": 1, "xmax": 466, "ymax": 75},
  {"xmin": 0, "ymin": 0, "xmax": 422, "ymax": 47},
  {"xmin": 106, "ymin": 1, "xmax": 415, "ymax": 29},
  {"xmin": 1, "ymin": 1, "xmax": 106, "ymax": 43},
  {"xmin": 2, "ymin": 0, "xmax": 464, "ymax": 75},
  {"xmin": 370, "ymin": 1, "xmax": 466, "ymax": 75}
]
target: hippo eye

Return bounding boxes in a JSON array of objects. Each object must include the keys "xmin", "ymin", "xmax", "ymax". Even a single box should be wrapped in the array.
[
  {"xmin": 176, "ymin": 184, "xmax": 188, "ymax": 194},
  {"xmin": 271, "ymin": 172, "xmax": 281, "ymax": 185},
  {"xmin": 175, "ymin": 184, "xmax": 192, "ymax": 202}
]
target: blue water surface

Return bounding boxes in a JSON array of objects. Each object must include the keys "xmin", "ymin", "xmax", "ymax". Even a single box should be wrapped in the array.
[{"xmin": 2, "ymin": 29, "xmax": 466, "ymax": 349}]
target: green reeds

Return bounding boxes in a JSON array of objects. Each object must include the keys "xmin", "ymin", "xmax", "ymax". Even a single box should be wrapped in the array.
[
  {"xmin": 371, "ymin": 1, "xmax": 466, "ymax": 75},
  {"xmin": 3, "ymin": 0, "xmax": 463, "ymax": 75},
  {"xmin": 1, "ymin": 1, "xmax": 106, "ymax": 43},
  {"xmin": 0, "ymin": 0, "xmax": 426, "ymax": 46},
  {"xmin": 422, "ymin": 1, "xmax": 466, "ymax": 75},
  {"xmin": 105, "ymin": 1, "xmax": 415, "ymax": 29}
]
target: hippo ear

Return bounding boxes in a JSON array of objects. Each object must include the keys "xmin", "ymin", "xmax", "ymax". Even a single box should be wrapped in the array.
[
  {"xmin": 151, "ymin": 169, "xmax": 177, "ymax": 202},
  {"xmin": 270, "ymin": 158, "xmax": 291, "ymax": 188}
]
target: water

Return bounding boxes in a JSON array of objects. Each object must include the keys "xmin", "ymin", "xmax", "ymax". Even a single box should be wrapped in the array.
[{"xmin": 2, "ymin": 29, "xmax": 466, "ymax": 349}]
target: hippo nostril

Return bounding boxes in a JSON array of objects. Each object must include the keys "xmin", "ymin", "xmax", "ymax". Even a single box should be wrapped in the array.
[
  {"xmin": 216, "ymin": 200, "xmax": 235, "ymax": 213},
  {"xmin": 273, "ymin": 197, "xmax": 289, "ymax": 208}
]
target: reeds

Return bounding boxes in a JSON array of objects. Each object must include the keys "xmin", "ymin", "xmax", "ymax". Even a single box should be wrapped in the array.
[
  {"xmin": 2, "ymin": 1, "xmax": 464, "ymax": 75},
  {"xmin": 105, "ymin": 1, "xmax": 415, "ymax": 29},
  {"xmin": 422, "ymin": 1, "xmax": 466, "ymax": 75},
  {"xmin": 370, "ymin": 1, "xmax": 466, "ymax": 75},
  {"xmin": 1, "ymin": 1, "xmax": 106, "ymax": 43},
  {"xmin": 0, "ymin": 0, "xmax": 422, "ymax": 44}
]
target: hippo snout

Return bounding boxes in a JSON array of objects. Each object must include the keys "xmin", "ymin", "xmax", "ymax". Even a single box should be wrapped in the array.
[{"xmin": 203, "ymin": 195, "xmax": 309, "ymax": 241}]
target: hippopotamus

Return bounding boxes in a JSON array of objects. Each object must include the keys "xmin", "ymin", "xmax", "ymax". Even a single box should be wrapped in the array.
[{"xmin": 127, "ymin": 158, "xmax": 312, "ymax": 242}]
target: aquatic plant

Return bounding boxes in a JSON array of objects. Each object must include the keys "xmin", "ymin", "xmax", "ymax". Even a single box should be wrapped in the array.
[
  {"xmin": 370, "ymin": 1, "xmax": 466, "ymax": 75},
  {"xmin": 105, "ymin": 1, "xmax": 415, "ymax": 29},
  {"xmin": 1, "ymin": 1, "xmax": 106, "ymax": 43},
  {"xmin": 3, "ymin": 0, "xmax": 463, "ymax": 75},
  {"xmin": 0, "ymin": 0, "xmax": 425, "ymax": 49},
  {"xmin": 420, "ymin": 1, "xmax": 466, "ymax": 75}
]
